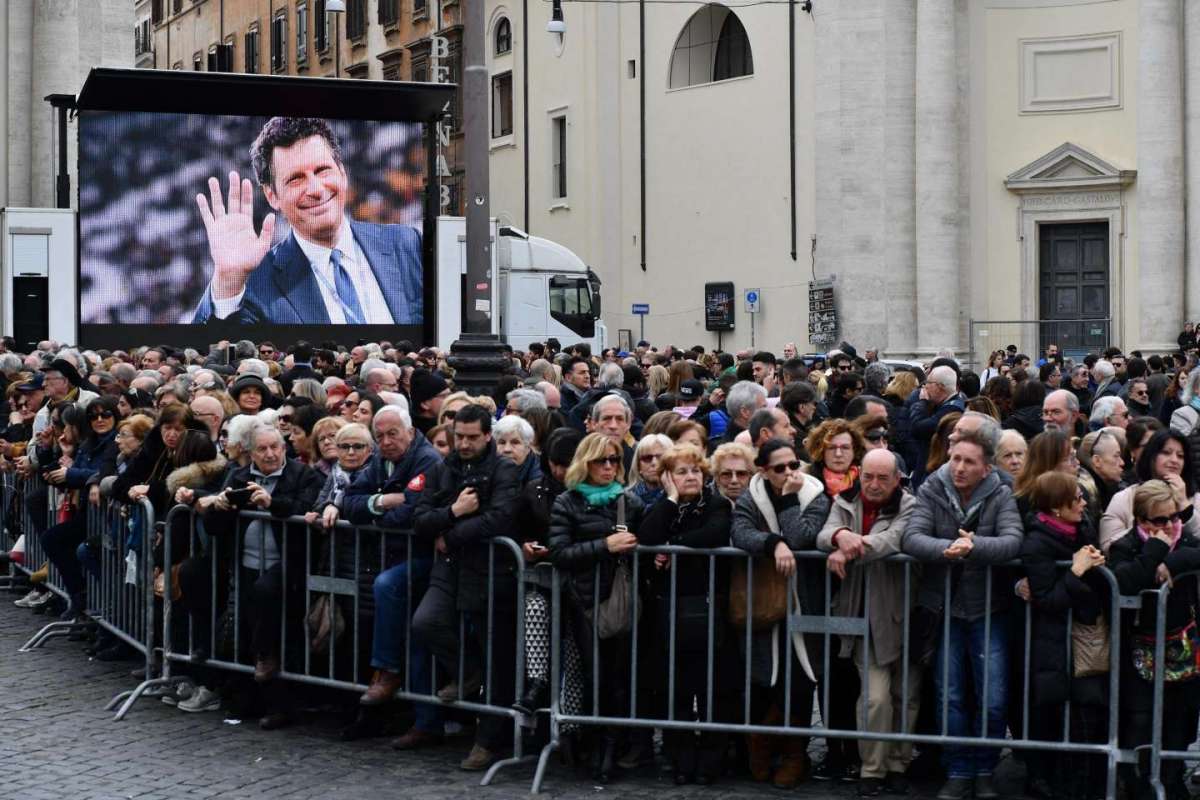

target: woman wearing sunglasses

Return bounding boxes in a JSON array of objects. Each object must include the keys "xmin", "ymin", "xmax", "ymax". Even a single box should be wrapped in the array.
[
  {"xmin": 625, "ymin": 433, "xmax": 672, "ymax": 512},
  {"xmin": 548, "ymin": 432, "xmax": 646, "ymax": 783},
  {"xmin": 1108, "ymin": 479, "xmax": 1200, "ymax": 800},
  {"xmin": 730, "ymin": 437, "xmax": 829, "ymax": 788},
  {"xmin": 1100, "ymin": 430, "xmax": 1200, "ymax": 552},
  {"xmin": 40, "ymin": 396, "xmax": 121, "ymax": 620}
]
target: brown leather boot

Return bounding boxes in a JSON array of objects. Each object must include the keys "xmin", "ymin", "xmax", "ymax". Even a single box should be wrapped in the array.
[
  {"xmin": 772, "ymin": 739, "xmax": 811, "ymax": 789},
  {"xmin": 359, "ymin": 669, "xmax": 403, "ymax": 705}
]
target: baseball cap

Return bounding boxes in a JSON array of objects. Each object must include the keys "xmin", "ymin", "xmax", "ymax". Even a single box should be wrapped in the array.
[{"xmin": 677, "ymin": 379, "xmax": 704, "ymax": 401}]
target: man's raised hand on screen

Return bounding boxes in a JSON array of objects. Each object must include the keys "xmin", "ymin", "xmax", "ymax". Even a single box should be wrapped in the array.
[{"xmin": 196, "ymin": 171, "xmax": 276, "ymax": 301}]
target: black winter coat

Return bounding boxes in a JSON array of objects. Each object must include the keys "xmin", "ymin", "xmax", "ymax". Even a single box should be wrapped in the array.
[
  {"xmin": 1109, "ymin": 526, "xmax": 1200, "ymax": 644},
  {"xmin": 1020, "ymin": 513, "xmax": 1109, "ymax": 706},
  {"xmin": 412, "ymin": 442, "xmax": 522, "ymax": 610},
  {"xmin": 638, "ymin": 488, "xmax": 732, "ymax": 598},
  {"xmin": 548, "ymin": 487, "xmax": 645, "ymax": 609},
  {"xmin": 1002, "ymin": 405, "xmax": 1045, "ymax": 441}
]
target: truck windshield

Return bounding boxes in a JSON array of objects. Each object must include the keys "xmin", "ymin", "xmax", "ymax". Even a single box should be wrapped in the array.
[
  {"xmin": 548, "ymin": 276, "xmax": 595, "ymax": 337},
  {"xmin": 549, "ymin": 277, "xmax": 592, "ymax": 316}
]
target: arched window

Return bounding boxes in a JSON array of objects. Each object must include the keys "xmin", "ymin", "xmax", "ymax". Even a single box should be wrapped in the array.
[
  {"xmin": 668, "ymin": 4, "xmax": 753, "ymax": 89},
  {"xmin": 495, "ymin": 17, "xmax": 512, "ymax": 55}
]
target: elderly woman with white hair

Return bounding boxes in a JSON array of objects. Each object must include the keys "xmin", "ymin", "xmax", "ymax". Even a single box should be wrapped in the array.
[
  {"xmin": 493, "ymin": 414, "xmax": 542, "ymax": 484},
  {"xmin": 626, "ymin": 433, "xmax": 673, "ymax": 510}
]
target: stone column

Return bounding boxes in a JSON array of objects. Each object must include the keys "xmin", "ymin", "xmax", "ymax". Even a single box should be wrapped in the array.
[
  {"xmin": 884, "ymin": 0, "xmax": 917, "ymax": 358},
  {"xmin": 31, "ymin": 0, "xmax": 80, "ymax": 208},
  {"xmin": 1139, "ymin": 0, "xmax": 1185, "ymax": 349},
  {"xmin": 1185, "ymin": 0, "xmax": 1200, "ymax": 321},
  {"xmin": 914, "ymin": 0, "xmax": 959, "ymax": 354}
]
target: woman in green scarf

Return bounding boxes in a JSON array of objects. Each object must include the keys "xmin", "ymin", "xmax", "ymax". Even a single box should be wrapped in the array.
[{"xmin": 549, "ymin": 432, "xmax": 645, "ymax": 783}]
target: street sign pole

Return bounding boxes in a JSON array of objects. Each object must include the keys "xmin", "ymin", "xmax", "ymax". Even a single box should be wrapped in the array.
[
  {"xmin": 631, "ymin": 303, "xmax": 649, "ymax": 344},
  {"xmin": 744, "ymin": 288, "xmax": 761, "ymax": 351}
]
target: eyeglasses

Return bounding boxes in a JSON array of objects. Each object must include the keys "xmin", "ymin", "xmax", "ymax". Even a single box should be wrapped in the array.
[
  {"xmin": 259, "ymin": 349, "xmax": 274, "ymax": 356},
  {"xmin": 89, "ymin": 410, "xmax": 115, "ymax": 420},
  {"xmin": 718, "ymin": 469, "xmax": 750, "ymax": 480},
  {"xmin": 337, "ymin": 442, "xmax": 370, "ymax": 452},
  {"xmin": 279, "ymin": 415, "xmax": 293, "ymax": 424},
  {"xmin": 590, "ymin": 455, "xmax": 622, "ymax": 466},
  {"xmin": 1143, "ymin": 512, "xmax": 1183, "ymax": 526},
  {"xmin": 769, "ymin": 460, "xmax": 802, "ymax": 474},
  {"xmin": 836, "ymin": 365, "xmax": 852, "ymax": 372},
  {"xmin": 638, "ymin": 453, "xmax": 660, "ymax": 463},
  {"xmin": 826, "ymin": 443, "xmax": 854, "ymax": 452},
  {"xmin": 865, "ymin": 431, "xmax": 889, "ymax": 442}
]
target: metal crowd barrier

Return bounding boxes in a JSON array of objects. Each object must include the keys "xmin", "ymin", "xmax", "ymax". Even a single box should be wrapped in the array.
[
  {"xmin": 153, "ymin": 503, "xmax": 535, "ymax": 786},
  {"xmin": 4, "ymin": 472, "xmax": 1198, "ymax": 798},
  {"xmin": 532, "ymin": 547, "xmax": 1129, "ymax": 796}
]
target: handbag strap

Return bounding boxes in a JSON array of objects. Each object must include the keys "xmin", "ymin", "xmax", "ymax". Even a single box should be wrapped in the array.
[{"xmin": 617, "ymin": 494, "xmax": 626, "ymax": 528}]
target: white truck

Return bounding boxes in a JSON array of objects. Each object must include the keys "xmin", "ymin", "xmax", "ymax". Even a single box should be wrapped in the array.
[{"xmin": 435, "ymin": 216, "xmax": 607, "ymax": 352}]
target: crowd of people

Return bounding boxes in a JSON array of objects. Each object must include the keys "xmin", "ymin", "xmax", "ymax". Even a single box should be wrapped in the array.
[{"xmin": 2, "ymin": 333, "xmax": 1200, "ymax": 800}]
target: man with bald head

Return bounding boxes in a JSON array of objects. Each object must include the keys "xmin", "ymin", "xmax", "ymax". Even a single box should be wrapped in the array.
[
  {"xmin": 190, "ymin": 396, "xmax": 226, "ymax": 441},
  {"xmin": 534, "ymin": 381, "xmax": 561, "ymax": 411},
  {"xmin": 817, "ymin": 448, "xmax": 920, "ymax": 794},
  {"xmin": 1041, "ymin": 389, "xmax": 1080, "ymax": 435}
]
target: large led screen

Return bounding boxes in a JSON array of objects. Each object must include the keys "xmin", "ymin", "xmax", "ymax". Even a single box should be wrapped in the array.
[{"xmin": 79, "ymin": 111, "xmax": 426, "ymax": 332}]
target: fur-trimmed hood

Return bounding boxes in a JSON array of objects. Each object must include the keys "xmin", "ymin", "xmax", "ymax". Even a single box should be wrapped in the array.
[{"xmin": 166, "ymin": 456, "xmax": 228, "ymax": 498}]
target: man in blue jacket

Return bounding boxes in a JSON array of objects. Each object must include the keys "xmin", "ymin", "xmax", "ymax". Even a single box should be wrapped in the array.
[
  {"xmin": 191, "ymin": 117, "xmax": 423, "ymax": 325},
  {"xmin": 341, "ymin": 405, "xmax": 443, "ymax": 749}
]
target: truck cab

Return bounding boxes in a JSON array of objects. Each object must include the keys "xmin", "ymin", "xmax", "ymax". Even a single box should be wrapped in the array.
[{"xmin": 436, "ymin": 216, "xmax": 606, "ymax": 352}]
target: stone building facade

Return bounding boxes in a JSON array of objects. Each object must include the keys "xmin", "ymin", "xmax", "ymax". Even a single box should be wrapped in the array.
[
  {"xmin": 485, "ymin": 0, "xmax": 1197, "ymax": 360},
  {"xmin": 0, "ymin": 0, "xmax": 132, "ymax": 209}
]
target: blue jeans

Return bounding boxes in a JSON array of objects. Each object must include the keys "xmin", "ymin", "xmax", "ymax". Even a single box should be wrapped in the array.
[
  {"xmin": 371, "ymin": 558, "xmax": 440, "ymax": 733},
  {"xmin": 76, "ymin": 540, "xmax": 101, "ymax": 583},
  {"xmin": 934, "ymin": 615, "xmax": 1008, "ymax": 779}
]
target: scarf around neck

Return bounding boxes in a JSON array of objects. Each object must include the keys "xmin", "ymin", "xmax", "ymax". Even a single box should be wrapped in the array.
[
  {"xmin": 823, "ymin": 465, "xmax": 859, "ymax": 497},
  {"xmin": 577, "ymin": 481, "xmax": 624, "ymax": 508},
  {"xmin": 1036, "ymin": 511, "xmax": 1078, "ymax": 542}
]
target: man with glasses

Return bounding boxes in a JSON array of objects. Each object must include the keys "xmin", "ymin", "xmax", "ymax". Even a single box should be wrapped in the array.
[
  {"xmin": 906, "ymin": 364, "xmax": 964, "ymax": 489},
  {"xmin": 343, "ymin": 406, "xmax": 444, "ymax": 747},
  {"xmin": 1125, "ymin": 377, "xmax": 1152, "ymax": 417},
  {"xmin": 258, "ymin": 342, "xmax": 277, "ymax": 360},
  {"xmin": 24, "ymin": 359, "xmax": 99, "ymax": 473},
  {"xmin": 1041, "ymin": 389, "xmax": 1080, "ymax": 435},
  {"xmin": 1089, "ymin": 396, "xmax": 1130, "ymax": 431}
]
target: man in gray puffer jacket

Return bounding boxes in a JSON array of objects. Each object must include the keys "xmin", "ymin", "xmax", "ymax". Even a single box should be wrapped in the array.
[{"xmin": 901, "ymin": 428, "xmax": 1022, "ymax": 800}]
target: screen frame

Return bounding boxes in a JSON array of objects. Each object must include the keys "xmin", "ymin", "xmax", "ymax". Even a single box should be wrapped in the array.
[{"xmin": 74, "ymin": 68, "xmax": 455, "ymax": 350}]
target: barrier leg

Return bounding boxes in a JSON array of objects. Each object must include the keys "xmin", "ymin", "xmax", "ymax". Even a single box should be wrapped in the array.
[
  {"xmin": 18, "ymin": 618, "xmax": 94, "ymax": 652},
  {"xmin": 480, "ymin": 718, "xmax": 537, "ymax": 786}
]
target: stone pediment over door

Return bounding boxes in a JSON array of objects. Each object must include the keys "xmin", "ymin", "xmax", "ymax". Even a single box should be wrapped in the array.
[
  {"xmin": 1004, "ymin": 142, "xmax": 1136, "ymax": 194},
  {"xmin": 1002, "ymin": 142, "xmax": 1134, "ymax": 361}
]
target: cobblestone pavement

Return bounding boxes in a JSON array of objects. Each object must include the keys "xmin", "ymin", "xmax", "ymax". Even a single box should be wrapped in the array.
[{"xmin": 0, "ymin": 592, "xmax": 1030, "ymax": 800}]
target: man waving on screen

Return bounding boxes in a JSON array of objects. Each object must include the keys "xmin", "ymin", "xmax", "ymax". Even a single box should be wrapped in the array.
[{"xmin": 191, "ymin": 117, "xmax": 423, "ymax": 325}]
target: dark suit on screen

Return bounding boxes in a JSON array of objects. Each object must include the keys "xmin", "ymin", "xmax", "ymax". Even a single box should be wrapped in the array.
[{"xmin": 191, "ymin": 220, "xmax": 423, "ymax": 325}]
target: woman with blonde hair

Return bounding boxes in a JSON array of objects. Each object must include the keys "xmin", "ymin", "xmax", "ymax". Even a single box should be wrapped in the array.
[
  {"xmin": 646, "ymin": 365, "xmax": 670, "ymax": 399},
  {"xmin": 549, "ymin": 432, "xmax": 645, "ymax": 783},
  {"xmin": 711, "ymin": 442, "xmax": 754, "ymax": 502},
  {"xmin": 643, "ymin": 410, "xmax": 681, "ymax": 436},
  {"xmin": 626, "ymin": 433, "xmax": 673, "ymax": 509},
  {"xmin": 883, "ymin": 371, "xmax": 919, "ymax": 408}
]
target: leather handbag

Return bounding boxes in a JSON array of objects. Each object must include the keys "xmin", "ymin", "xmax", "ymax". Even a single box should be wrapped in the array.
[
  {"xmin": 585, "ymin": 496, "xmax": 641, "ymax": 640},
  {"xmin": 728, "ymin": 557, "xmax": 788, "ymax": 631},
  {"xmin": 1071, "ymin": 615, "xmax": 1111, "ymax": 677},
  {"xmin": 306, "ymin": 594, "xmax": 346, "ymax": 654}
]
